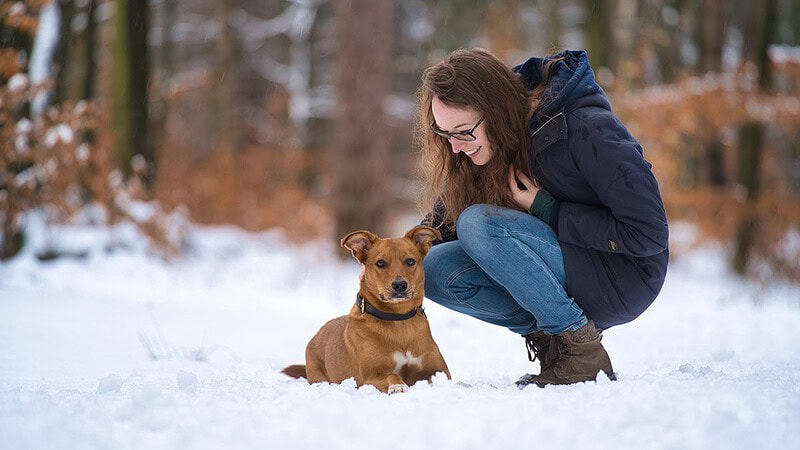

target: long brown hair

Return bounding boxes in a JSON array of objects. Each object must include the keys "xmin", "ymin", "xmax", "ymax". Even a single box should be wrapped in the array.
[{"xmin": 416, "ymin": 48, "xmax": 562, "ymax": 228}]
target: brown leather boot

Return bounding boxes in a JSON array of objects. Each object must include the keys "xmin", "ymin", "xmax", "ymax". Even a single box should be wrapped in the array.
[
  {"xmin": 515, "ymin": 331, "xmax": 555, "ymax": 388},
  {"xmin": 532, "ymin": 321, "xmax": 616, "ymax": 387}
]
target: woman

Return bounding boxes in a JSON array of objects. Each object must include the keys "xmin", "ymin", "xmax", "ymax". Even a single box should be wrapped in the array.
[{"xmin": 416, "ymin": 49, "xmax": 669, "ymax": 387}]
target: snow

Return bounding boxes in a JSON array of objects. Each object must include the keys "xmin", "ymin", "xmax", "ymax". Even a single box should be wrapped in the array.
[
  {"xmin": 15, "ymin": 118, "xmax": 33, "ymax": 154},
  {"xmin": 7, "ymin": 73, "xmax": 28, "ymax": 92},
  {"xmin": 28, "ymin": 0, "xmax": 60, "ymax": 114},
  {"xmin": 1, "ymin": 221, "xmax": 799, "ymax": 450},
  {"xmin": 770, "ymin": 45, "xmax": 800, "ymax": 64},
  {"xmin": 44, "ymin": 124, "xmax": 75, "ymax": 147}
]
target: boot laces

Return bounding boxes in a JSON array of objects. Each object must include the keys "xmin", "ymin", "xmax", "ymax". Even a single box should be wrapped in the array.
[
  {"xmin": 547, "ymin": 335, "xmax": 569, "ymax": 369},
  {"xmin": 524, "ymin": 334, "xmax": 550, "ymax": 362},
  {"xmin": 524, "ymin": 335, "xmax": 540, "ymax": 362}
]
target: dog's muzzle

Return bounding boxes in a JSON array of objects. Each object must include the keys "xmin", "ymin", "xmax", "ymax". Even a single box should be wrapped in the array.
[{"xmin": 389, "ymin": 279, "xmax": 410, "ymax": 299}]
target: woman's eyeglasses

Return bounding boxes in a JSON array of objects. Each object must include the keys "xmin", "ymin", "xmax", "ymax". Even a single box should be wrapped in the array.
[{"xmin": 430, "ymin": 117, "xmax": 484, "ymax": 142}]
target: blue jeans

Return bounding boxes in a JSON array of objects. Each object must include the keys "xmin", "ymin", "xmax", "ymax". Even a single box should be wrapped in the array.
[{"xmin": 424, "ymin": 204, "xmax": 587, "ymax": 335}]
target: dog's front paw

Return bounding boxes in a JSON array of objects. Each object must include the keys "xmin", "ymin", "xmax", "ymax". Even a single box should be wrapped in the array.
[{"xmin": 387, "ymin": 383, "xmax": 409, "ymax": 395}]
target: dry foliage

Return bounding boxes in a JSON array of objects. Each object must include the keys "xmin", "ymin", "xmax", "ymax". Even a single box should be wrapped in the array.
[
  {"xmin": 0, "ymin": 1, "xmax": 184, "ymax": 261},
  {"xmin": 0, "ymin": 78, "xmax": 185, "ymax": 259},
  {"xmin": 612, "ymin": 61, "xmax": 800, "ymax": 280},
  {"xmin": 154, "ymin": 140, "xmax": 330, "ymax": 243}
]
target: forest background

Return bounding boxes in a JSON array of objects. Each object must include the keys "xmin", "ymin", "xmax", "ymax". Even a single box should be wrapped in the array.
[{"xmin": 2, "ymin": 0, "xmax": 800, "ymax": 281}]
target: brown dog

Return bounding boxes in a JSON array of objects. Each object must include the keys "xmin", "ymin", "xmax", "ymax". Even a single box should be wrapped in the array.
[{"xmin": 282, "ymin": 226, "xmax": 450, "ymax": 394}]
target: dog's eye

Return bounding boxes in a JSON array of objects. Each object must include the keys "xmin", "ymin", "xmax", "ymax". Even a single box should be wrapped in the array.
[
  {"xmin": 376, "ymin": 259, "xmax": 387, "ymax": 268},
  {"xmin": 405, "ymin": 258, "xmax": 416, "ymax": 266}
]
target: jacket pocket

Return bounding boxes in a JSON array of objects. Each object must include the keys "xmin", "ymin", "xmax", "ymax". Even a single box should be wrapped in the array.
[{"xmin": 598, "ymin": 252, "xmax": 658, "ymax": 318}]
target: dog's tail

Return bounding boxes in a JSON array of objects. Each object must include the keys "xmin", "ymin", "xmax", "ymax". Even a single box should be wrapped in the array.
[{"xmin": 281, "ymin": 364, "xmax": 307, "ymax": 379}]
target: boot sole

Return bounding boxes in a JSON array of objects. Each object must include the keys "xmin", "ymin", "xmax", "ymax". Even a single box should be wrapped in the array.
[
  {"xmin": 515, "ymin": 373, "xmax": 538, "ymax": 389},
  {"xmin": 524, "ymin": 370, "xmax": 617, "ymax": 388}
]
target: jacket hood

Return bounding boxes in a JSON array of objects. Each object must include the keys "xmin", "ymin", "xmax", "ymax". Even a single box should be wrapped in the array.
[{"xmin": 513, "ymin": 50, "xmax": 610, "ymax": 129}]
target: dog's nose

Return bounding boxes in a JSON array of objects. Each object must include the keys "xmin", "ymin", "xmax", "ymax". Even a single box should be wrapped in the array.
[{"xmin": 391, "ymin": 279, "xmax": 408, "ymax": 293}]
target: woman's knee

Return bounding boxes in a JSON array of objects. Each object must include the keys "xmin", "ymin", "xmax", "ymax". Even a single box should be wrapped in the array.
[
  {"xmin": 423, "ymin": 241, "xmax": 481, "ymax": 306},
  {"xmin": 456, "ymin": 204, "xmax": 494, "ymax": 246},
  {"xmin": 423, "ymin": 244, "xmax": 451, "ymax": 299}
]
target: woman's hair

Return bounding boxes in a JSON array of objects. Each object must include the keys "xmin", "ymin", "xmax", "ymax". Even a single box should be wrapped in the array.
[{"xmin": 415, "ymin": 48, "xmax": 560, "ymax": 228}]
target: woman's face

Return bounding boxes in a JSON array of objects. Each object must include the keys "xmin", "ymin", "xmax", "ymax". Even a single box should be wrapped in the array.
[{"xmin": 431, "ymin": 96, "xmax": 494, "ymax": 166}]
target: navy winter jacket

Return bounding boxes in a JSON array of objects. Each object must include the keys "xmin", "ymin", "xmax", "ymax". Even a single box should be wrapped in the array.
[{"xmin": 427, "ymin": 50, "xmax": 669, "ymax": 330}]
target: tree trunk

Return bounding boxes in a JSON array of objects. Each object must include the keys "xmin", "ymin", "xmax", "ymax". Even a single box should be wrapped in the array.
[
  {"xmin": 128, "ymin": 0, "xmax": 152, "ymax": 185},
  {"xmin": 83, "ymin": 0, "xmax": 97, "ymax": 101},
  {"xmin": 705, "ymin": 137, "xmax": 727, "ymax": 186},
  {"xmin": 53, "ymin": 0, "xmax": 75, "ymax": 103},
  {"xmin": 755, "ymin": 0, "xmax": 776, "ymax": 91},
  {"xmin": 332, "ymin": 0, "xmax": 392, "ymax": 246},
  {"xmin": 700, "ymin": 0, "xmax": 724, "ymax": 73},
  {"xmin": 111, "ymin": 0, "xmax": 151, "ymax": 184},
  {"xmin": 737, "ymin": 0, "xmax": 759, "ymax": 66},
  {"xmin": 546, "ymin": 0, "xmax": 561, "ymax": 51},
  {"xmin": 699, "ymin": 0, "xmax": 726, "ymax": 187},
  {"xmin": 214, "ymin": 0, "xmax": 240, "ymax": 152},
  {"xmin": 53, "ymin": 0, "xmax": 97, "ymax": 104},
  {"xmin": 112, "ymin": 0, "xmax": 134, "ymax": 175},
  {"xmin": 732, "ymin": 122, "xmax": 763, "ymax": 274},
  {"xmin": 52, "ymin": 1, "xmax": 97, "ymax": 102},
  {"xmin": 648, "ymin": 0, "xmax": 684, "ymax": 84},
  {"xmin": 149, "ymin": 0, "xmax": 175, "ymax": 171},
  {"xmin": 584, "ymin": 0, "xmax": 612, "ymax": 72},
  {"xmin": 732, "ymin": 0, "xmax": 776, "ymax": 275}
]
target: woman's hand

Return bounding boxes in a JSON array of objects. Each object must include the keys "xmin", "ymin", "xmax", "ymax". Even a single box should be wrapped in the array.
[{"xmin": 508, "ymin": 167, "xmax": 539, "ymax": 210}]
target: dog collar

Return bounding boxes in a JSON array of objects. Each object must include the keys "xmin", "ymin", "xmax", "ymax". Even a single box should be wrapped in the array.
[{"xmin": 356, "ymin": 294, "xmax": 422, "ymax": 321}]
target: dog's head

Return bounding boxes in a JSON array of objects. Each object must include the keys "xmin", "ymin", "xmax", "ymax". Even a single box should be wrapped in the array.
[{"xmin": 341, "ymin": 226, "xmax": 441, "ymax": 304}]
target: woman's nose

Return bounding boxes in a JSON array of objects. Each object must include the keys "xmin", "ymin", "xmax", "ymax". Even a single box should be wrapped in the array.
[{"xmin": 449, "ymin": 138, "xmax": 464, "ymax": 153}]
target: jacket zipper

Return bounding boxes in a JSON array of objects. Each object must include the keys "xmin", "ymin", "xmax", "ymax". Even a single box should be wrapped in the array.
[{"xmin": 531, "ymin": 111, "xmax": 564, "ymax": 137}]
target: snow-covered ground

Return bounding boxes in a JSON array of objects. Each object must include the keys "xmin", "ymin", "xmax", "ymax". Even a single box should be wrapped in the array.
[{"xmin": 1, "ymin": 221, "xmax": 799, "ymax": 450}]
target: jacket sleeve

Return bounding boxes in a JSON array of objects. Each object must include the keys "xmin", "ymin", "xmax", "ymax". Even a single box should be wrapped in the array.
[
  {"xmin": 420, "ymin": 198, "xmax": 458, "ymax": 245},
  {"xmin": 557, "ymin": 111, "xmax": 669, "ymax": 257}
]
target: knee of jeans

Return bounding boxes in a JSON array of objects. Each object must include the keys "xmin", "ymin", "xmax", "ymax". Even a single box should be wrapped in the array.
[
  {"xmin": 456, "ymin": 204, "xmax": 494, "ymax": 250},
  {"xmin": 457, "ymin": 204, "xmax": 491, "ymax": 231},
  {"xmin": 424, "ymin": 274, "xmax": 443, "ymax": 304},
  {"xmin": 423, "ymin": 246, "xmax": 447, "ymax": 299},
  {"xmin": 424, "ymin": 259, "xmax": 466, "ymax": 308}
]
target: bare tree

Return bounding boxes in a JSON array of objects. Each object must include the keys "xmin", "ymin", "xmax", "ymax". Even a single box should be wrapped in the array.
[
  {"xmin": 332, "ymin": 0, "xmax": 392, "ymax": 243},
  {"xmin": 732, "ymin": 0, "xmax": 777, "ymax": 275},
  {"xmin": 699, "ymin": 0, "xmax": 724, "ymax": 73},
  {"xmin": 111, "ymin": 0, "xmax": 152, "ymax": 185},
  {"xmin": 585, "ymin": 0, "xmax": 613, "ymax": 73},
  {"xmin": 645, "ymin": 0, "xmax": 687, "ymax": 85},
  {"xmin": 698, "ymin": 0, "xmax": 727, "ymax": 187},
  {"xmin": 234, "ymin": 0, "xmax": 326, "ymax": 148},
  {"xmin": 545, "ymin": 0, "xmax": 561, "ymax": 51},
  {"xmin": 213, "ymin": 0, "xmax": 239, "ymax": 150}
]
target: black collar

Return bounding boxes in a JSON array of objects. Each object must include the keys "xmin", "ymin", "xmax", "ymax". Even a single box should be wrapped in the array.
[{"xmin": 356, "ymin": 294, "xmax": 422, "ymax": 321}]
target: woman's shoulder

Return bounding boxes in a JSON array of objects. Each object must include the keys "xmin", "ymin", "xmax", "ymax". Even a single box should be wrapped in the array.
[
  {"xmin": 566, "ymin": 105, "xmax": 632, "ymax": 138},
  {"xmin": 565, "ymin": 103, "xmax": 615, "ymax": 123},
  {"xmin": 561, "ymin": 105, "xmax": 643, "ymax": 164}
]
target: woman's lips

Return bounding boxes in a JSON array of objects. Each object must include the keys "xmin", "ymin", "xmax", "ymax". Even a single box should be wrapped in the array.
[{"xmin": 464, "ymin": 146, "xmax": 481, "ymax": 157}]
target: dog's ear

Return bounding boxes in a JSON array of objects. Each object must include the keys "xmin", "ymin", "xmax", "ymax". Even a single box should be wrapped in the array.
[
  {"xmin": 404, "ymin": 226, "xmax": 442, "ymax": 256},
  {"xmin": 341, "ymin": 230, "xmax": 379, "ymax": 263}
]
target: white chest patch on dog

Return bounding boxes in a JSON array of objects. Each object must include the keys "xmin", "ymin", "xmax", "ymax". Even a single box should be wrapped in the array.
[{"xmin": 392, "ymin": 351, "xmax": 423, "ymax": 374}]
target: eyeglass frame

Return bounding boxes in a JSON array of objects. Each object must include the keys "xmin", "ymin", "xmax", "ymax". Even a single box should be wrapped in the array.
[{"xmin": 430, "ymin": 116, "xmax": 485, "ymax": 142}]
